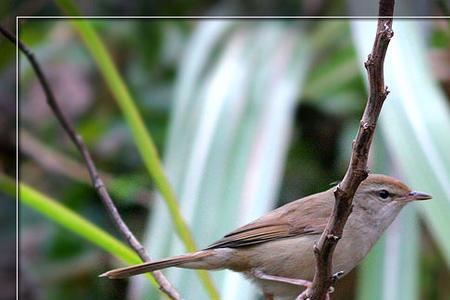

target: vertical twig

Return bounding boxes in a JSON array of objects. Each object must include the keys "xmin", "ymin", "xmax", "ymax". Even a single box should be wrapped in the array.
[
  {"xmin": 298, "ymin": 1, "xmax": 395, "ymax": 299},
  {"xmin": 0, "ymin": 25, "xmax": 181, "ymax": 300}
]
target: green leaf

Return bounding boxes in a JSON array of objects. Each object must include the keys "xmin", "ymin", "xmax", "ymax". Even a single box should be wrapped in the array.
[
  {"xmin": 352, "ymin": 19, "xmax": 450, "ymax": 300},
  {"xmin": 0, "ymin": 174, "xmax": 156, "ymax": 286},
  {"xmin": 358, "ymin": 206, "xmax": 420, "ymax": 300},
  {"xmin": 352, "ymin": 19, "xmax": 450, "ymax": 268},
  {"xmin": 357, "ymin": 235, "xmax": 386, "ymax": 300},
  {"xmin": 136, "ymin": 21, "xmax": 312, "ymax": 300},
  {"xmin": 53, "ymin": 1, "xmax": 218, "ymax": 297}
]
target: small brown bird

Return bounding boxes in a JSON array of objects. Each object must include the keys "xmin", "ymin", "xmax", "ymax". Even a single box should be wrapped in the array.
[{"xmin": 101, "ymin": 174, "xmax": 431, "ymax": 300}]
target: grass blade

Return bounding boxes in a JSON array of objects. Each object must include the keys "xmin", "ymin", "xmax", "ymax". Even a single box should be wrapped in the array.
[
  {"xmin": 352, "ymin": 19, "xmax": 450, "ymax": 268},
  {"xmin": 352, "ymin": 19, "xmax": 450, "ymax": 300},
  {"xmin": 0, "ymin": 174, "xmax": 156, "ymax": 286},
  {"xmin": 382, "ymin": 206, "xmax": 420, "ymax": 300},
  {"xmin": 135, "ymin": 21, "xmax": 311, "ymax": 300},
  {"xmin": 53, "ymin": 2, "xmax": 218, "ymax": 296}
]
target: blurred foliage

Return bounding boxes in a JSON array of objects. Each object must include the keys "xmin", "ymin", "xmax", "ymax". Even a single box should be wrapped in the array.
[
  {"xmin": 132, "ymin": 20, "xmax": 312, "ymax": 300},
  {"xmin": 353, "ymin": 19, "xmax": 450, "ymax": 300},
  {"xmin": 1, "ymin": 9, "xmax": 449, "ymax": 300}
]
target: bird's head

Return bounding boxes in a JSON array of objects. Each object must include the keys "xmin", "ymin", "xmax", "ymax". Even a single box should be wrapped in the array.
[{"xmin": 352, "ymin": 174, "xmax": 431, "ymax": 227}]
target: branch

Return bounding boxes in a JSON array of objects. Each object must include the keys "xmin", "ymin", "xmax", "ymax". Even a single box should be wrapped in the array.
[
  {"xmin": 298, "ymin": 1, "xmax": 395, "ymax": 299},
  {"xmin": 0, "ymin": 25, "xmax": 181, "ymax": 300}
]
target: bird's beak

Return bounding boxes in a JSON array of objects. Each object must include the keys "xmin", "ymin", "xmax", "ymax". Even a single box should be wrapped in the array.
[{"xmin": 403, "ymin": 191, "xmax": 432, "ymax": 201}]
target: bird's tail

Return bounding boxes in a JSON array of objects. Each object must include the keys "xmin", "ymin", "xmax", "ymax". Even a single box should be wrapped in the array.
[{"xmin": 100, "ymin": 250, "xmax": 214, "ymax": 279}]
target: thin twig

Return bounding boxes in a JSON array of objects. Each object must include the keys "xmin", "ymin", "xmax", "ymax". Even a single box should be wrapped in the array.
[
  {"xmin": 20, "ymin": 129, "xmax": 110, "ymax": 185},
  {"xmin": 20, "ymin": 129, "xmax": 153, "ymax": 207},
  {"xmin": 297, "ymin": 1, "xmax": 395, "ymax": 299},
  {"xmin": 0, "ymin": 25, "xmax": 181, "ymax": 300}
]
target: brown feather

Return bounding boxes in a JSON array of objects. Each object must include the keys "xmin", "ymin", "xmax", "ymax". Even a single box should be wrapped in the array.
[
  {"xmin": 100, "ymin": 251, "xmax": 211, "ymax": 279},
  {"xmin": 206, "ymin": 189, "xmax": 333, "ymax": 249}
]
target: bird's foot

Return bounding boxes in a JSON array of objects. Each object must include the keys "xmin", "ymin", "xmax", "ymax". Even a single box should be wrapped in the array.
[
  {"xmin": 296, "ymin": 288, "xmax": 334, "ymax": 300},
  {"xmin": 295, "ymin": 274, "xmax": 343, "ymax": 300}
]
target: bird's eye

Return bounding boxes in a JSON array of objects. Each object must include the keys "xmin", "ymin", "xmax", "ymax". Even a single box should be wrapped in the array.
[{"xmin": 378, "ymin": 190, "xmax": 390, "ymax": 199}]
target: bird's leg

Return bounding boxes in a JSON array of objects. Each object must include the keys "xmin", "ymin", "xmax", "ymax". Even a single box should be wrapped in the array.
[
  {"xmin": 250, "ymin": 268, "xmax": 312, "ymax": 287},
  {"xmin": 251, "ymin": 269, "xmax": 336, "ymax": 300}
]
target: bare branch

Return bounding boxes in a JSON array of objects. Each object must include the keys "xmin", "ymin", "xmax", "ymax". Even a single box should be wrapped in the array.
[
  {"xmin": 0, "ymin": 25, "xmax": 181, "ymax": 300},
  {"xmin": 297, "ymin": 1, "xmax": 395, "ymax": 299}
]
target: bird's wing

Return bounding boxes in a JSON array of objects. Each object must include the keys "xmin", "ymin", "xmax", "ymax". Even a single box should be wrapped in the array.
[
  {"xmin": 206, "ymin": 222, "xmax": 294, "ymax": 249},
  {"xmin": 206, "ymin": 190, "xmax": 332, "ymax": 249}
]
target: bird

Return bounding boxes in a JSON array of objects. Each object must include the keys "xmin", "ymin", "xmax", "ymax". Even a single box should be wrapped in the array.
[{"xmin": 100, "ymin": 174, "xmax": 431, "ymax": 300}]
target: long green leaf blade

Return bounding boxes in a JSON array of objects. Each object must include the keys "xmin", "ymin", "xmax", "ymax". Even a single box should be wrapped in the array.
[
  {"xmin": 352, "ymin": 19, "xmax": 450, "ymax": 267},
  {"xmin": 0, "ymin": 174, "xmax": 156, "ymax": 286},
  {"xmin": 52, "ymin": 2, "xmax": 218, "ymax": 296},
  {"xmin": 352, "ymin": 19, "xmax": 450, "ymax": 300},
  {"xmin": 135, "ymin": 21, "xmax": 311, "ymax": 300}
]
